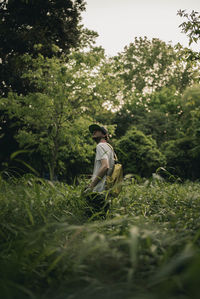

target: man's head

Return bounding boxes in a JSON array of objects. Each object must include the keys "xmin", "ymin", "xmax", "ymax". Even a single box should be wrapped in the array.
[{"xmin": 89, "ymin": 124, "xmax": 108, "ymax": 143}]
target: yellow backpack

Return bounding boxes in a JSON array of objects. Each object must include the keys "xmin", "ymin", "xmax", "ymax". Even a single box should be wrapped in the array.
[{"xmin": 106, "ymin": 143, "xmax": 123, "ymax": 196}]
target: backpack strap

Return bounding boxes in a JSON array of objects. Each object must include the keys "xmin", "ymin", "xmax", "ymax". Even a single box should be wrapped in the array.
[
  {"xmin": 98, "ymin": 143, "xmax": 118, "ymax": 162},
  {"xmin": 106, "ymin": 143, "xmax": 118, "ymax": 162}
]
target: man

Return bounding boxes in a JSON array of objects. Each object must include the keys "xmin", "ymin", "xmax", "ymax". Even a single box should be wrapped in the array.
[{"xmin": 84, "ymin": 124, "xmax": 115, "ymax": 216}]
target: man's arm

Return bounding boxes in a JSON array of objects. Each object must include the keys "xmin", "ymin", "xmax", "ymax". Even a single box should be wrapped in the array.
[{"xmin": 89, "ymin": 159, "xmax": 109, "ymax": 189}]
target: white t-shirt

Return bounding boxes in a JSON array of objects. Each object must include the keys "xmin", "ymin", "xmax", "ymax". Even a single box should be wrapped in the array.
[{"xmin": 92, "ymin": 142, "xmax": 115, "ymax": 192}]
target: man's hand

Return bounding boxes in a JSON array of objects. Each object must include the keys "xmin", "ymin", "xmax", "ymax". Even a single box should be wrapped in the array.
[{"xmin": 83, "ymin": 159, "xmax": 109, "ymax": 194}]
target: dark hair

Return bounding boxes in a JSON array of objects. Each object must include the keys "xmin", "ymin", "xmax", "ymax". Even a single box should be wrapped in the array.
[{"xmin": 105, "ymin": 134, "xmax": 109, "ymax": 141}]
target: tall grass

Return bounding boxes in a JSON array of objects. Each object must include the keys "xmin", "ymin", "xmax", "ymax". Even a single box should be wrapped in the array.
[{"xmin": 0, "ymin": 174, "xmax": 200, "ymax": 298}]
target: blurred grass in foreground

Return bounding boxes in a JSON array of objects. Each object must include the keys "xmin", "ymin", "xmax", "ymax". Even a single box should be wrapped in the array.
[{"xmin": 0, "ymin": 174, "xmax": 200, "ymax": 299}]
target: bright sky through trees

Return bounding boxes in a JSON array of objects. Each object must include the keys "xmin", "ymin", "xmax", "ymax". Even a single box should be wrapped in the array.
[{"xmin": 82, "ymin": 0, "xmax": 200, "ymax": 56}]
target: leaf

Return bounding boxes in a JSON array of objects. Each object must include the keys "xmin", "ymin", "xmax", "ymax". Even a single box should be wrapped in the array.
[{"xmin": 10, "ymin": 149, "xmax": 32, "ymax": 160}]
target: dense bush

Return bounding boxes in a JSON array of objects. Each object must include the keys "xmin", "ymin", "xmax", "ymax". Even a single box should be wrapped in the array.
[
  {"xmin": 115, "ymin": 127, "xmax": 166, "ymax": 176},
  {"xmin": 161, "ymin": 136, "xmax": 200, "ymax": 179}
]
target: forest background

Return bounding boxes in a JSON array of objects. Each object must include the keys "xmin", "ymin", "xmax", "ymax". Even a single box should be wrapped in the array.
[{"xmin": 0, "ymin": 0, "xmax": 200, "ymax": 182}]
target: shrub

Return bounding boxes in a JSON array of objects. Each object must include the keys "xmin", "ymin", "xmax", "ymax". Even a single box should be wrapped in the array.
[
  {"xmin": 162, "ymin": 136, "xmax": 200, "ymax": 179},
  {"xmin": 115, "ymin": 127, "xmax": 166, "ymax": 177}
]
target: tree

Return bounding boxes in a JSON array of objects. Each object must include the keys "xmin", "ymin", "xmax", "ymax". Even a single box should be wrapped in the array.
[
  {"xmin": 0, "ymin": 46, "xmax": 121, "ymax": 180},
  {"xmin": 161, "ymin": 85, "xmax": 200, "ymax": 180},
  {"xmin": 177, "ymin": 10, "xmax": 200, "ymax": 61},
  {"xmin": 113, "ymin": 86, "xmax": 183, "ymax": 145},
  {"xmin": 111, "ymin": 37, "xmax": 199, "ymax": 96},
  {"xmin": 115, "ymin": 127, "xmax": 166, "ymax": 177},
  {"xmin": 0, "ymin": 0, "xmax": 86, "ymax": 95},
  {"xmin": 0, "ymin": 0, "xmax": 89, "ymax": 174},
  {"xmin": 0, "ymin": 49, "xmax": 96, "ymax": 179},
  {"xmin": 110, "ymin": 37, "xmax": 199, "ymax": 143}
]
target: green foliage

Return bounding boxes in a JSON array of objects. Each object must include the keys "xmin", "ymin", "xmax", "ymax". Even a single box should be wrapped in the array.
[
  {"xmin": 161, "ymin": 85, "xmax": 200, "ymax": 179},
  {"xmin": 0, "ymin": 49, "xmax": 112, "ymax": 180},
  {"xmin": 177, "ymin": 10, "xmax": 200, "ymax": 61},
  {"xmin": 0, "ymin": 0, "xmax": 86, "ymax": 95},
  {"xmin": 115, "ymin": 127, "xmax": 166, "ymax": 177},
  {"xmin": 0, "ymin": 0, "xmax": 85, "ymax": 56},
  {"xmin": 162, "ymin": 136, "xmax": 200, "ymax": 180},
  {"xmin": 1, "ymin": 176, "xmax": 200, "ymax": 298},
  {"xmin": 114, "ymin": 86, "xmax": 183, "ymax": 144},
  {"xmin": 57, "ymin": 117, "xmax": 95, "ymax": 181},
  {"xmin": 1, "ymin": 6, "xmax": 200, "ymax": 182},
  {"xmin": 182, "ymin": 85, "xmax": 200, "ymax": 135},
  {"xmin": 112, "ymin": 37, "xmax": 199, "ymax": 95},
  {"xmin": 0, "ymin": 0, "xmax": 88, "ymax": 177}
]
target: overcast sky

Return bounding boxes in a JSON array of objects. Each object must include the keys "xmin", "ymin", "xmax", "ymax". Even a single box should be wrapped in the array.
[{"xmin": 82, "ymin": 0, "xmax": 200, "ymax": 56}]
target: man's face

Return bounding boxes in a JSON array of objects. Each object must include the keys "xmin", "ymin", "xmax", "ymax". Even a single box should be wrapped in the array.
[{"xmin": 92, "ymin": 130, "xmax": 105, "ymax": 143}]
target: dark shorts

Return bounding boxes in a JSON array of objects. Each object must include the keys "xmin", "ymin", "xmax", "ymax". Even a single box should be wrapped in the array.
[{"xmin": 85, "ymin": 192, "xmax": 109, "ymax": 218}]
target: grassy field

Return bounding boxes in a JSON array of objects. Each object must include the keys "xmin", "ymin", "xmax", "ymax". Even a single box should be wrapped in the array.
[{"xmin": 1, "ymin": 174, "xmax": 200, "ymax": 299}]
